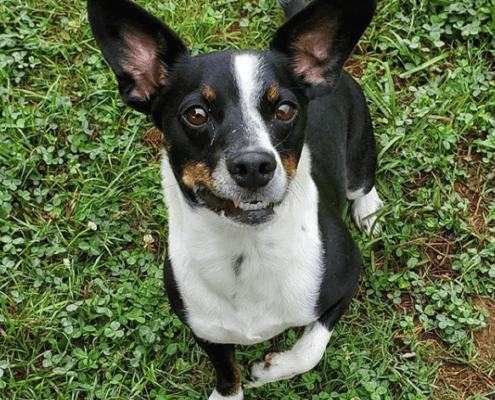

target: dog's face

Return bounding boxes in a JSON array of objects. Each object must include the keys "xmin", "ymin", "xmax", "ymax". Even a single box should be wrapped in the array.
[
  {"xmin": 88, "ymin": 0, "xmax": 377, "ymax": 225},
  {"xmin": 154, "ymin": 50, "xmax": 307, "ymax": 225}
]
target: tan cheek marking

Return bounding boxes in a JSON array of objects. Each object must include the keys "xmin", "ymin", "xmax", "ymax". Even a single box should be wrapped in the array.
[
  {"xmin": 202, "ymin": 85, "xmax": 216, "ymax": 101},
  {"xmin": 281, "ymin": 154, "xmax": 298, "ymax": 178},
  {"xmin": 182, "ymin": 162, "xmax": 212, "ymax": 188},
  {"xmin": 267, "ymin": 85, "xmax": 279, "ymax": 102}
]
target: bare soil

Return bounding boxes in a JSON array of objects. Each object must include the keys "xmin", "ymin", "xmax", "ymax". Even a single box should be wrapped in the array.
[{"xmin": 436, "ymin": 297, "xmax": 495, "ymax": 399}]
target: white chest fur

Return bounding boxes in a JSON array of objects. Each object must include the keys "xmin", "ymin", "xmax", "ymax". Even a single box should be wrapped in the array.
[{"xmin": 161, "ymin": 146, "xmax": 323, "ymax": 344}]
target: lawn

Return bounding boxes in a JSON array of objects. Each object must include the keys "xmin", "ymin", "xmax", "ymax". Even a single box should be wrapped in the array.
[{"xmin": 1, "ymin": 0, "xmax": 495, "ymax": 399}]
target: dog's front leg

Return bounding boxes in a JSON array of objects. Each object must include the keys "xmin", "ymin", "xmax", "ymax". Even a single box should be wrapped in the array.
[
  {"xmin": 246, "ymin": 321, "xmax": 332, "ymax": 388},
  {"xmin": 194, "ymin": 336, "xmax": 243, "ymax": 399}
]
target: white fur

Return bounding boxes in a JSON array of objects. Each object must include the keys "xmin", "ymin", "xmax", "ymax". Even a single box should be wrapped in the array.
[
  {"xmin": 350, "ymin": 186, "xmax": 383, "ymax": 236},
  {"xmin": 216, "ymin": 53, "xmax": 288, "ymax": 201},
  {"xmin": 161, "ymin": 145, "xmax": 323, "ymax": 345},
  {"xmin": 232, "ymin": 53, "xmax": 271, "ymax": 149},
  {"xmin": 346, "ymin": 187, "xmax": 366, "ymax": 201},
  {"xmin": 209, "ymin": 389, "xmax": 243, "ymax": 400},
  {"xmin": 246, "ymin": 321, "xmax": 332, "ymax": 388}
]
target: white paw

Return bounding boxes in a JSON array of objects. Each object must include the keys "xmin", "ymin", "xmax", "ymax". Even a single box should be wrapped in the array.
[
  {"xmin": 245, "ymin": 322, "xmax": 331, "ymax": 389},
  {"xmin": 351, "ymin": 186, "xmax": 383, "ymax": 236},
  {"xmin": 208, "ymin": 388, "xmax": 243, "ymax": 399},
  {"xmin": 246, "ymin": 352, "xmax": 296, "ymax": 388}
]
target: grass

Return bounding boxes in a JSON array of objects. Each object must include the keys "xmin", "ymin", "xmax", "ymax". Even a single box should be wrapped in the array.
[{"xmin": 1, "ymin": 0, "xmax": 495, "ymax": 399}]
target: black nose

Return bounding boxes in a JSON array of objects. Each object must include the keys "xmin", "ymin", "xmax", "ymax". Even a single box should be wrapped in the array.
[{"xmin": 227, "ymin": 151, "xmax": 277, "ymax": 191}]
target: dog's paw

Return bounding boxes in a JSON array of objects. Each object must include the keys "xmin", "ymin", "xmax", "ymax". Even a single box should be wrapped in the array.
[
  {"xmin": 208, "ymin": 389, "xmax": 244, "ymax": 399},
  {"xmin": 245, "ymin": 352, "xmax": 297, "ymax": 388},
  {"xmin": 351, "ymin": 186, "xmax": 383, "ymax": 236}
]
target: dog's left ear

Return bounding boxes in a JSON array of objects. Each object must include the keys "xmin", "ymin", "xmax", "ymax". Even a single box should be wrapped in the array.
[
  {"xmin": 88, "ymin": 0, "xmax": 190, "ymax": 114},
  {"xmin": 271, "ymin": 0, "xmax": 377, "ymax": 87}
]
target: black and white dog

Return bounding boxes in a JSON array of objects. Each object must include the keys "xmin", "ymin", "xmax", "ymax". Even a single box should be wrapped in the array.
[{"xmin": 88, "ymin": 0, "xmax": 383, "ymax": 398}]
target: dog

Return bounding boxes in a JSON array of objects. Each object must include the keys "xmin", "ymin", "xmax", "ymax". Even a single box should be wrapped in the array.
[{"xmin": 88, "ymin": 0, "xmax": 383, "ymax": 398}]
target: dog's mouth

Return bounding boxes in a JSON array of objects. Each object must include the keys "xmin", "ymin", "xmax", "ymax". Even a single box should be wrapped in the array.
[{"xmin": 197, "ymin": 189, "xmax": 276, "ymax": 225}]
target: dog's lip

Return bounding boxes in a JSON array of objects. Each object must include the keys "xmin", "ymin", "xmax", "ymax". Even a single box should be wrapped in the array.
[{"xmin": 197, "ymin": 190, "xmax": 276, "ymax": 225}]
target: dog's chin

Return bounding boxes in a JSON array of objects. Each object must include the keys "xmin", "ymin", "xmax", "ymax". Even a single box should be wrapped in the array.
[{"xmin": 197, "ymin": 190, "xmax": 277, "ymax": 226}]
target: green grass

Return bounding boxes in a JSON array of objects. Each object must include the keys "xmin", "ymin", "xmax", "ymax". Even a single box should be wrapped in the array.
[{"xmin": 1, "ymin": 0, "xmax": 495, "ymax": 399}]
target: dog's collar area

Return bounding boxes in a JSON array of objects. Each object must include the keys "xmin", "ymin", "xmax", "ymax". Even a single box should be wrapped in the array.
[{"xmin": 196, "ymin": 188, "xmax": 276, "ymax": 225}]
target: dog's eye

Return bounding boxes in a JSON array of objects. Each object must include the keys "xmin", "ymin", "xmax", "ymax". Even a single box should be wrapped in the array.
[
  {"xmin": 185, "ymin": 106, "xmax": 208, "ymax": 126},
  {"xmin": 275, "ymin": 103, "xmax": 296, "ymax": 122}
]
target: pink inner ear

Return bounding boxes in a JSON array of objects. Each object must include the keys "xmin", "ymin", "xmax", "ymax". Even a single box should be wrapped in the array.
[
  {"xmin": 293, "ymin": 22, "xmax": 336, "ymax": 83},
  {"xmin": 123, "ymin": 29, "xmax": 168, "ymax": 99}
]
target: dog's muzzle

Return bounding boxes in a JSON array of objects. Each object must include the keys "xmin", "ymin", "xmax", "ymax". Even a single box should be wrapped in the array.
[
  {"xmin": 189, "ymin": 151, "xmax": 288, "ymax": 225},
  {"xmin": 197, "ymin": 189, "xmax": 277, "ymax": 226}
]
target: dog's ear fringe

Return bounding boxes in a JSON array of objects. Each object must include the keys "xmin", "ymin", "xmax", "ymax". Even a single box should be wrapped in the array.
[
  {"xmin": 88, "ymin": 0, "xmax": 190, "ymax": 114},
  {"xmin": 271, "ymin": 0, "xmax": 377, "ymax": 87}
]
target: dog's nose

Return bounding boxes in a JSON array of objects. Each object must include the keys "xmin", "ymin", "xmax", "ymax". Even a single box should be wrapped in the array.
[{"xmin": 227, "ymin": 151, "xmax": 277, "ymax": 191}]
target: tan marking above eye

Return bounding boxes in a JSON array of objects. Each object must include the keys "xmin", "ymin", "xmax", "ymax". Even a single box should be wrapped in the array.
[
  {"xmin": 267, "ymin": 85, "xmax": 279, "ymax": 102},
  {"xmin": 202, "ymin": 85, "xmax": 216, "ymax": 101},
  {"xmin": 185, "ymin": 106, "xmax": 208, "ymax": 126},
  {"xmin": 276, "ymin": 103, "xmax": 296, "ymax": 122}
]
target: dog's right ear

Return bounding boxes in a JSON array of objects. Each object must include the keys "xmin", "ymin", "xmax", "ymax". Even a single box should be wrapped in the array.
[
  {"xmin": 87, "ymin": 0, "xmax": 189, "ymax": 114},
  {"xmin": 271, "ymin": 0, "xmax": 377, "ymax": 88}
]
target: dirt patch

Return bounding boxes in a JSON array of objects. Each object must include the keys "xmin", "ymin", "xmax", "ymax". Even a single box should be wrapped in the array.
[
  {"xmin": 345, "ymin": 57, "xmax": 364, "ymax": 79},
  {"xmin": 409, "ymin": 171, "xmax": 431, "ymax": 188},
  {"xmin": 226, "ymin": 21, "xmax": 242, "ymax": 34},
  {"xmin": 393, "ymin": 74, "xmax": 410, "ymax": 92},
  {"xmin": 436, "ymin": 363, "xmax": 494, "ymax": 398},
  {"xmin": 394, "ymin": 292, "xmax": 415, "ymax": 313},
  {"xmin": 455, "ymin": 145, "xmax": 491, "ymax": 234},
  {"xmin": 454, "ymin": 177, "xmax": 488, "ymax": 235},
  {"xmin": 142, "ymin": 128, "xmax": 164, "ymax": 149},
  {"xmin": 473, "ymin": 297, "xmax": 495, "ymax": 362},
  {"xmin": 422, "ymin": 235, "xmax": 456, "ymax": 278},
  {"xmin": 142, "ymin": 128, "xmax": 164, "ymax": 159},
  {"xmin": 390, "ymin": 233, "xmax": 458, "ymax": 280},
  {"xmin": 435, "ymin": 297, "xmax": 495, "ymax": 399}
]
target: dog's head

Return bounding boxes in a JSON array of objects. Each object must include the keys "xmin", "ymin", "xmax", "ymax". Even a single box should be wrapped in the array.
[{"xmin": 88, "ymin": 0, "xmax": 376, "ymax": 226}]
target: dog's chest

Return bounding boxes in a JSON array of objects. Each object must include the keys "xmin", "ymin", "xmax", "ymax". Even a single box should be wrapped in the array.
[{"xmin": 171, "ymin": 214, "xmax": 323, "ymax": 344}]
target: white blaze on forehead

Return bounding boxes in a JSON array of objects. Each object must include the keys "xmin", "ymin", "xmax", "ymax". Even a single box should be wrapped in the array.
[
  {"xmin": 233, "ymin": 53, "xmax": 263, "ymax": 104},
  {"xmin": 232, "ymin": 53, "xmax": 272, "ymax": 149},
  {"xmin": 218, "ymin": 52, "xmax": 287, "ymax": 201}
]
